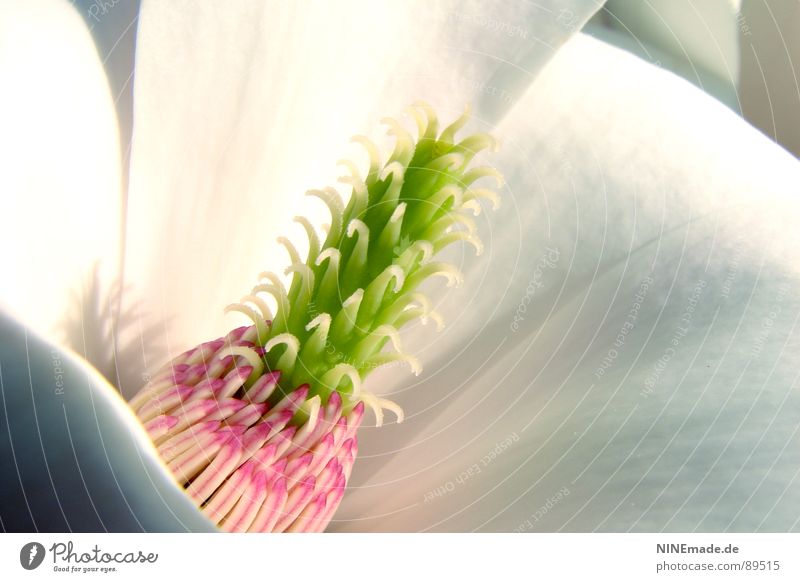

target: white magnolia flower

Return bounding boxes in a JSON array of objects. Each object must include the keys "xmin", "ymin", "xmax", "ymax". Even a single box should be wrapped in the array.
[{"xmin": 2, "ymin": 0, "xmax": 799, "ymax": 533}]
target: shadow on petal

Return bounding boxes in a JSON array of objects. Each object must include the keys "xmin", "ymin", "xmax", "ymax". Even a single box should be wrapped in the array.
[
  {"xmin": 0, "ymin": 310, "xmax": 215, "ymax": 532},
  {"xmin": 60, "ymin": 263, "xmax": 169, "ymax": 400}
]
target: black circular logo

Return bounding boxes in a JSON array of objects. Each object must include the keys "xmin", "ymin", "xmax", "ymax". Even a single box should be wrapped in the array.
[{"xmin": 19, "ymin": 542, "xmax": 45, "ymax": 570}]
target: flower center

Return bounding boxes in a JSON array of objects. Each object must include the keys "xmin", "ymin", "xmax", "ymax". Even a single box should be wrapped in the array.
[
  {"xmin": 130, "ymin": 104, "xmax": 503, "ymax": 532},
  {"xmin": 226, "ymin": 103, "xmax": 503, "ymax": 425}
]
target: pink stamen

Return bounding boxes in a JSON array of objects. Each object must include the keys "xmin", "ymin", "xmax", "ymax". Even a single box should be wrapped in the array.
[{"xmin": 134, "ymin": 324, "xmax": 365, "ymax": 533}]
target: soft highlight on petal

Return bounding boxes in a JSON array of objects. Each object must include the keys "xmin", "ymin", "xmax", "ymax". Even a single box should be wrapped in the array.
[
  {"xmin": 0, "ymin": 0, "xmax": 122, "ymax": 339},
  {"xmin": 334, "ymin": 34, "xmax": 800, "ymax": 532}
]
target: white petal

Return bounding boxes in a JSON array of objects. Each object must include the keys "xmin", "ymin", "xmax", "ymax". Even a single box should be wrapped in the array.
[
  {"xmin": 0, "ymin": 311, "xmax": 215, "ymax": 531},
  {"xmin": 739, "ymin": 0, "xmax": 800, "ymax": 157},
  {"xmin": 596, "ymin": 0, "xmax": 740, "ymax": 98},
  {"xmin": 334, "ymin": 34, "xmax": 800, "ymax": 531},
  {"xmin": 0, "ymin": 0, "xmax": 122, "ymax": 340},
  {"xmin": 121, "ymin": 0, "xmax": 602, "ymax": 392}
]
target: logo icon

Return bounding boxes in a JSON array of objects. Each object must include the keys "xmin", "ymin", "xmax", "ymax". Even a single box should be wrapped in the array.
[{"xmin": 19, "ymin": 542, "xmax": 45, "ymax": 570}]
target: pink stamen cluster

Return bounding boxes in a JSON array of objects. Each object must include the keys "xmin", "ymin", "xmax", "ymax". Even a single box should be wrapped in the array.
[{"xmin": 130, "ymin": 324, "xmax": 362, "ymax": 532}]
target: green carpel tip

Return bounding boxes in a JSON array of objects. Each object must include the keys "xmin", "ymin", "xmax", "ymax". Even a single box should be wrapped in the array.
[{"xmin": 227, "ymin": 103, "xmax": 502, "ymax": 424}]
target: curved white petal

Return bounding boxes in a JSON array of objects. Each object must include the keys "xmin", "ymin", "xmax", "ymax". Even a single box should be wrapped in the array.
[
  {"xmin": 739, "ymin": 0, "xmax": 800, "ymax": 157},
  {"xmin": 0, "ymin": 310, "xmax": 215, "ymax": 531},
  {"xmin": 598, "ymin": 0, "xmax": 741, "ymax": 95},
  {"xmin": 121, "ymin": 0, "xmax": 601, "ymax": 393},
  {"xmin": 0, "ymin": 0, "xmax": 122, "ymax": 340},
  {"xmin": 334, "ymin": 34, "xmax": 800, "ymax": 531}
]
